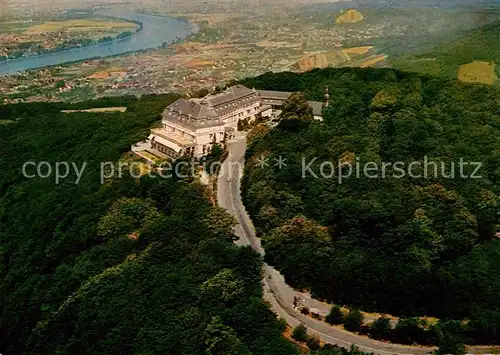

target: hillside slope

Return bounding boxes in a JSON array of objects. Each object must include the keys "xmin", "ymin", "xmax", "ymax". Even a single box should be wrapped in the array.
[
  {"xmin": 241, "ymin": 68, "xmax": 500, "ymax": 346},
  {"xmin": 391, "ymin": 21, "xmax": 500, "ymax": 84},
  {"xmin": 0, "ymin": 97, "xmax": 298, "ymax": 355},
  {"xmin": 336, "ymin": 9, "xmax": 364, "ymax": 24}
]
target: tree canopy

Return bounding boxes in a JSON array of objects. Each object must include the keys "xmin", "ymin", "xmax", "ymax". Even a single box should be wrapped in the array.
[
  {"xmin": 0, "ymin": 95, "xmax": 297, "ymax": 355},
  {"xmin": 278, "ymin": 92, "xmax": 314, "ymax": 130},
  {"xmin": 242, "ymin": 67, "xmax": 500, "ymax": 346}
]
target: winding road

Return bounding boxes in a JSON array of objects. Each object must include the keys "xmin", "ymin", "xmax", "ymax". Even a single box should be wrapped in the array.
[{"xmin": 216, "ymin": 132, "xmax": 435, "ymax": 355}]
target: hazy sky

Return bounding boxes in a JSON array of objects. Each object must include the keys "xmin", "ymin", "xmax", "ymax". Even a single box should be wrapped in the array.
[{"xmin": 1, "ymin": 0, "xmax": 351, "ymax": 14}]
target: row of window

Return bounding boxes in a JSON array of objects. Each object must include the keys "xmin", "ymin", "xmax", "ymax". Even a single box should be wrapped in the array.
[
  {"xmin": 218, "ymin": 95, "xmax": 256, "ymax": 110},
  {"xmin": 153, "ymin": 142, "xmax": 179, "ymax": 158},
  {"xmin": 168, "ymin": 111, "xmax": 214, "ymax": 126}
]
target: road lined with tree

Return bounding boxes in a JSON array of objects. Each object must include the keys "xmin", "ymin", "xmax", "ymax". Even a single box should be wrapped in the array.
[{"xmin": 217, "ymin": 132, "xmax": 433, "ymax": 355}]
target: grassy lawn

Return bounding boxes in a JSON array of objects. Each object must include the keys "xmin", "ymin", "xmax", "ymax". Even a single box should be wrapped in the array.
[
  {"xmin": 458, "ymin": 61, "xmax": 498, "ymax": 85},
  {"xmin": 140, "ymin": 151, "xmax": 163, "ymax": 163}
]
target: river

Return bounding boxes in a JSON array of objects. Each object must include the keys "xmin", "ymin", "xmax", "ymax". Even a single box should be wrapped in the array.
[{"xmin": 0, "ymin": 10, "xmax": 195, "ymax": 75}]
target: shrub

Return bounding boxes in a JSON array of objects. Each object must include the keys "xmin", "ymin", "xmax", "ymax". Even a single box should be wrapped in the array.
[
  {"xmin": 370, "ymin": 317, "xmax": 392, "ymax": 340},
  {"xmin": 292, "ymin": 324, "xmax": 308, "ymax": 342},
  {"xmin": 393, "ymin": 317, "xmax": 429, "ymax": 345},
  {"xmin": 319, "ymin": 344, "xmax": 344, "ymax": 354},
  {"xmin": 344, "ymin": 309, "xmax": 364, "ymax": 332},
  {"xmin": 434, "ymin": 320, "xmax": 467, "ymax": 355},
  {"xmin": 311, "ymin": 312, "xmax": 322, "ymax": 320},
  {"xmin": 306, "ymin": 334, "xmax": 321, "ymax": 350},
  {"xmin": 325, "ymin": 306, "xmax": 344, "ymax": 325}
]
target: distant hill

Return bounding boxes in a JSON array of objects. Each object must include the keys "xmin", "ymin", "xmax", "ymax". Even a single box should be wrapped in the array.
[
  {"xmin": 335, "ymin": 9, "xmax": 364, "ymax": 24},
  {"xmin": 391, "ymin": 21, "xmax": 500, "ymax": 84}
]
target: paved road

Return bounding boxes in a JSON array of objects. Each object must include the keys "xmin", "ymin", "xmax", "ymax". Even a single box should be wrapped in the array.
[{"xmin": 217, "ymin": 133, "xmax": 434, "ymax": 355}]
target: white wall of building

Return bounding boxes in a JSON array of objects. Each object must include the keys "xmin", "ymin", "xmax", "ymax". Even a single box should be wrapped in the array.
[
  {"xmin": 216, "ymin": 95, "xmax": 261, "ymax": 129},
  {"xmin": 260, "ymin": 107, "xmax": 273, "ymax": 118},
  {"xmin": 193, "ymin": 125, "xmax": 226, "ymax": 156},
  {"xmin": 150, "ymin": 89, "xmax": 312, "ymax": 159},
  {"xmin": 163, "ymin": 122, "xmax": 196, "ymax": 141}
]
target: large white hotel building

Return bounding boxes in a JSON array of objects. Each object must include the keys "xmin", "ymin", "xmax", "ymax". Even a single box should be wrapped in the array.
[{"xmin": 133, "ymin": 84, "xmax": 324, "ymax": 160}]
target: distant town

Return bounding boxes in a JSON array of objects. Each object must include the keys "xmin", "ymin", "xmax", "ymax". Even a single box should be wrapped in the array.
[
  {"xmin": 1, "ymin": 0, "xmax": 499, "ymax": 104},
  {"xmin": 0, "ymin": 3, "xmax": 405, "ymax": 104}
]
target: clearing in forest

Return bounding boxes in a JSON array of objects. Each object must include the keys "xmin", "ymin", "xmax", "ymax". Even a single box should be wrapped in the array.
[{"xmin": 458, "ymin": 61, "xmax": 498, "ymax": 85}]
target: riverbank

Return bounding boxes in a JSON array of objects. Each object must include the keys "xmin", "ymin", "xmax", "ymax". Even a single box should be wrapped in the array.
[
  {"xmin": 0, "ymin": 27, "xmax": 141, "ymax": 62},
  {"xmin": 0, "ymin": 10, "xmax": 195, "ymax": 75},
  {"xmin": 0, "ymin": 16, "xmax": 142, "ymax": 61}
]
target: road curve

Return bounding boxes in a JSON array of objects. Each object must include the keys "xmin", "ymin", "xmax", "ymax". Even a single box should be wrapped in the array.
[{"xmin": 216, "ymin": 133, "xmax": 434, "ymax": 355}]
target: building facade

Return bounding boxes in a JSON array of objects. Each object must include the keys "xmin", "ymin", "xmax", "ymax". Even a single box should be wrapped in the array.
[{"xmin": 133, "ymin": 84, "xmax": 325, "ymax": 160}]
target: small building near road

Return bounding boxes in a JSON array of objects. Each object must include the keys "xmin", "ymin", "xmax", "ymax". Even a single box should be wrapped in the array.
[{"xmin": 258, "ymin": 89, "xmax": 325, "ymax": 121}]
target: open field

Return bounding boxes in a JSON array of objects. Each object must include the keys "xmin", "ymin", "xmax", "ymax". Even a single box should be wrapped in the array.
[
  {"xmin": 23, "ymin": 19, "xmax": 137, "ymax": 35},
  {"xmin": 0, "ymin": 21, "xmax": 39, "ymax": 34},
  {"xmin": 85, "ymin": 67, "xmax": 128, "ymax": 80},
  {"xmin": 290, "ymin": 47, "xmax": 384, "ymax": 72},
  {"xmin": 292, "ymin": 51, "xmax": 351, "ymax": 72},
  {"xmin": 61, "ymin": 107, "xmax": 127, "ymax": 113},
  {"xmin": 0, "ymin": 120, "xmax": 14, "ymax": 124},
  {"xmin": 342, "ymin": 46, "xmax": 374, "ymax": 55},
  {"xmin": 360, "ymin": 54, "xmax": 388, "ymax": 68},
  {"xmin": 171, "ymin": 12, "xmax": 246, "ymax": 26},
  {"xmin": 458, "ymin": 61, "xmax": 498, "ymax": 85},
  {"xmin": 184, "ymin": 58, "xmax": 216, "ymax": 69},
  {"xmin": 255, "ymin": 39, "xmax": 301, "ymax": 48}
]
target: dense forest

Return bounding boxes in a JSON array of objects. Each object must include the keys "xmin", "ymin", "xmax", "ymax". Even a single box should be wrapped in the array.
[
  {"xmin": 0, "ymin": 96, "xmax": 300, "ymax": 354},
  {"xmin": 241, "ymin": 68, "xmax": 500, "ymax": 345},
  {"xmin": 2, "ymin": 67, "xmax": 499, "ymax": 353}
]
